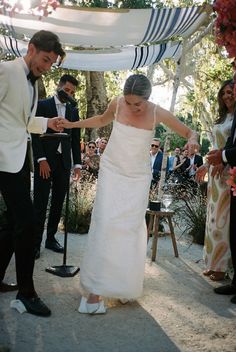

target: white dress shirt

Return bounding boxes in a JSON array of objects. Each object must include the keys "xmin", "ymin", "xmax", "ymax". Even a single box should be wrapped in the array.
[{"xmin": 54, "ymin": 95, "xmax": 66, "ymax": 154}]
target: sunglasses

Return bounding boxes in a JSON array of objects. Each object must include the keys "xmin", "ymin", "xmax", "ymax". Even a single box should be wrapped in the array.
[
  {"xmin": 88, "ymin": 146, "xmax": 95, "ymax": 149},
  {"xmin": 151, "ymin": 144, "xmax": 159, "ymax": 148}
]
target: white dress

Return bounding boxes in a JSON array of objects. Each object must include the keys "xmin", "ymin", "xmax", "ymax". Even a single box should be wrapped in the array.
[{"xmin": 80, "ymin": 116, "xmax": 154, "ymax": 299}]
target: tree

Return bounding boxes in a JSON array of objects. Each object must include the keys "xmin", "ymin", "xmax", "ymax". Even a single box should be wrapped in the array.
[{"xmin": 84, "ymin": 71, "xmax": 108, "ymax": 140}]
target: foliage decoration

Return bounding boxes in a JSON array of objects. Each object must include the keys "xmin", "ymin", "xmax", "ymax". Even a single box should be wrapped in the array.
[
  {"xmin": 61, "ymin": 174, "xmax": 97, "ymax": 234},
  {"xmin": 0, "ymin": 0, "xmax": 59, "ymax": 17},
  {"xmin": 213, "ymin": 0, "xmax": 236, "ymax": 58},
  {"xmin": 164, "ymin": 180, "xmax": 207, "ymax": 245}
]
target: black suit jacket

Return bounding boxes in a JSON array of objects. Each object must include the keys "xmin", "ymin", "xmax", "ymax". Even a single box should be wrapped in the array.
[
  {"xmin": 193, "ymin": 154, "xmax": 203, "ymax": 168},
  {"xmin": 32, "ymin": 97, "xmax": 81, "ymax": 170},
  {"xmin": 224, "ymin": 111, "xmax": 236, "ymax": 166},
  {"xmin": 152, "ymin": 151, "xmax": 163, "ymax": 180}
]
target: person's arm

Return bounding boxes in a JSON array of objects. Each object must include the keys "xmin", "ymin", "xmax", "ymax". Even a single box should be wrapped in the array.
[
  {"xmin": 173, "ymin": 157, "xmax": 182, "ymax": 171},
  {"xmin": 207, "ymin": 134, "xmax": 236, "ymax": 166},
  {"xmin": 58, "ymin": 98, "xmax": 117, "ymax": 130},
  {"xmin": 173, "ymin": 156, "xmax": 186, "ymax": 171},
  {"xmin": 155, "ymin": 105, "xmax": 199, "ymax": 149},
  {"xmin": 224, "ymin": 147, "xmax": 236, "ymax": 166}
]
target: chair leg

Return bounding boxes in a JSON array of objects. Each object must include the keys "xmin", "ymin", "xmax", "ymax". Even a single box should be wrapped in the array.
[
  {"xmin": 167, "ymin": 215, "xmax": 179, "ymax": 257},
  {"xmin": 152, "ymin": 215, "xmax": 160, "ymax": 262},
  {"xmin": 147, "ymin": 214, "xmax": 154, "ymax": 243}
]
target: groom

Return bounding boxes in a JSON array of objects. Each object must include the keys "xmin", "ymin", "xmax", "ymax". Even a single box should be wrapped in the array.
[
  {"xmin": 0, "ymin": 30, "xmax": 65, "ymax": 316},
  {"xmin": 207, "ymin": 109, "xmax": 236, "ymax": 304}
]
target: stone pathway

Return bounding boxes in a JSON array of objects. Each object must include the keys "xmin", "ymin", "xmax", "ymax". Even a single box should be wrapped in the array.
[{"xmin": 0, "ymin": 232, "xmax": 235, "ymax": 352}]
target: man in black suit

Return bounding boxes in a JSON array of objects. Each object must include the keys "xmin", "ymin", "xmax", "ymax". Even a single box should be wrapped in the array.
[
  {"xmin": 0, "ymin": 30, "xmax": 65, "ymax": 317},
  {"xmin": 32, "ymin": 74, "xmax": 81, "ymax": 259},
  {"xmin": 150, "ymin": 138, "xmax": 163, "ymax": 187},
  {"xmin": 207, "ymin": 111, "xmax": 236, "ymax": 304}
]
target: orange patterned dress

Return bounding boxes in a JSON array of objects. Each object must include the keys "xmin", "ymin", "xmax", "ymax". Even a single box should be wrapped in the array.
[{"xmin": 203, "ymin": 113, "xmax": 233, "ymax": 272}]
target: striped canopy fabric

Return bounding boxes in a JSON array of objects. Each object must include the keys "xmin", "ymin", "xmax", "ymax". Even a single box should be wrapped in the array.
[
  {"xmin": 0, "ymin": 5, "xmax": 209, "ymax": 47},
  {"xmin": 0, "ymin": 34, "xmax": 182, "ymax": 71},
  {"xmin": 0, "ymin": 5, "xmax": 210, "ymax": 71}
]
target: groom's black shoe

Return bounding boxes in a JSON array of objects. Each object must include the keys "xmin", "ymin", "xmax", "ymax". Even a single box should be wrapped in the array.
[
  {"xmin": 45, "ymin": 239, "xmax": 64, "ymax": 253},
  {"xmin": 16, "ymin": 293, "xmax": 51, "ymax": 317},
  {"xmin": 214, "ymin": 284, "xmax": 236, "ymax": 295},
  {"xmin": 0, "ymin": 282, "xmax": 18, "ymax": 292}
]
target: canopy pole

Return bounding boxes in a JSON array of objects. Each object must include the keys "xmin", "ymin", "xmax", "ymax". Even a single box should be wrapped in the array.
[{"xmin": 158, "ymin": 39, "xmax": 187, "ymax": 198}]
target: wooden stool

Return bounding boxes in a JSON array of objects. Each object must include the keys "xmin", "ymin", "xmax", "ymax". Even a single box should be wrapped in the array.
[{"xmin": 146, "ymin": 209, "xmax": 179, "ymax": 261}]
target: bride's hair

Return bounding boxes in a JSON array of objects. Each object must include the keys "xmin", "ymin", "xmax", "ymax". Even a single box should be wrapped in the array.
[{"xmin": 123, "ymin": 74, "xmax": 152, "ymax": 100}]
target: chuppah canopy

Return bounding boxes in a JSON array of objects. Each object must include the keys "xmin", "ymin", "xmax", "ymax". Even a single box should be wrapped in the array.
[
  {"xmin": 0, "ymin": 5, "xmax": 210, "ymax": 47},
  {"xmin": 0, "ymin": 4, "xmax": 211, "ymax": 71},
  {"xmin": 0, "ymin": 34, "xmax": 182, "ymax": 71}
]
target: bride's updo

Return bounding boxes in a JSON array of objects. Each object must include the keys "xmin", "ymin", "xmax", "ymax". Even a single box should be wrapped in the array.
[{"xmin": 123, "ymin": 74, "xmax": 152, "ymax": 100}]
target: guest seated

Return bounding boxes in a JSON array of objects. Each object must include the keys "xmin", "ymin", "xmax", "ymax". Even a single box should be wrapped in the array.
[
  {"xmin": 82, "ymin": 140, "xmax": 100, "ymax": 177},
  {"xmin": 96, "ymin": 137, "xmax": 108, "ymax": 155},
  {"xmin": 172, "ymin": 148, "xmax": 190, "ymax": 184}
]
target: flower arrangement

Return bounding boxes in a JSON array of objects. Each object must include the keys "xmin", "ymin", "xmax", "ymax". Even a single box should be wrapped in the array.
[
  {"xmin": 149, "ymin": 184, "xmax": 159, "ymax": 201},
  {"xmin": 226, "ymin": 166, "xmax": 236, "ymax": 196},
  {"xmin": 0, "ymin": 0, "xmax": 59, "ymax": 17},
  {"xmin": 213, "ymin": 0, "xmax": 236, "ymax": 58}
]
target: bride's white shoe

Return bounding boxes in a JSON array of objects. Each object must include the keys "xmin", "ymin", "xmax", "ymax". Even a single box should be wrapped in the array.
[{"xmin": 78, "ymin": 296, "xmax": 106, "ymax": 314}]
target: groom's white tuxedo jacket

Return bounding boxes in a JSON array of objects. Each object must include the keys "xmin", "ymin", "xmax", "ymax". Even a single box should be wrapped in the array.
[{"xmin": 0, "ymin": 58, "xmax": 47, "ymax": 173}]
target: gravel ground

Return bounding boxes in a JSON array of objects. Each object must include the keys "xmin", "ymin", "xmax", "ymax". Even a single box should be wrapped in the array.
[{"xmin": 0, "ymin": 230, "xmax": 235, "ymax": 352}]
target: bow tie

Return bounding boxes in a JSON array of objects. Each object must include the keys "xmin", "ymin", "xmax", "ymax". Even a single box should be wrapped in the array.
[{"xmin": 27, "ymin": 71, "xmax": 39, "ymax": 86}]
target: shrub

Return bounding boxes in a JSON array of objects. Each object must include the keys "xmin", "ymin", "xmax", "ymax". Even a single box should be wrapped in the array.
[
  {"xmin": 164, "ymin": 179, "xmax": 207, "ymax": 245},
  {"xmin": 61, "ymin": 173, "xmax": 97, "ymax": 234}
]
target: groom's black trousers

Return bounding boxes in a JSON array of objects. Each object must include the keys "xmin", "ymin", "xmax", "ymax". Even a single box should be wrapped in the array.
[
  {"xmin": 230, "ymin": 192, "xmax": 236, "ymax": 287},
  {"xmin": 0, "ymin": 155, "xmax": 36, "ymax": 297}
]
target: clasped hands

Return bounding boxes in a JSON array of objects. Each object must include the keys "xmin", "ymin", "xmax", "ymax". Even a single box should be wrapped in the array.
[
  {"xmin": 47, "ymin": 116, "xmax": 64, "ymax": 132},
  {"xmin": 207, "ymin": 149, "xmax": 223, "ymax": 166},
  {"xmin": 47, "ymin": 117, "xmax": 72, "ymax": 132},
  {"xmin": 194, "ymin": 148, "xmax": 225, "ymax": 182},
  {"xmin": 206, "ymin": 149, "xmax": 225, "ymax": 178}
]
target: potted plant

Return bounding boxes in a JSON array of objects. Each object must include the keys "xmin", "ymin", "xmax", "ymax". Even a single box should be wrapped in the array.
[{"xmin": 170, "ymin": 181, "xmax": 207, "ymax": 245}]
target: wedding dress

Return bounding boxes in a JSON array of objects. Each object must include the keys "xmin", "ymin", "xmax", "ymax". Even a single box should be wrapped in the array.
[{"xmin": 80, "ymin": 111, "xmax": 154, "ymax": 299}]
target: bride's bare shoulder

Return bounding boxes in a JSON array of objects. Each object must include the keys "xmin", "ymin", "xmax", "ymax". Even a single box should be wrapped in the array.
[{"xmin": 109, "ymin": 96, "xmax": 123, "ymax": 109}]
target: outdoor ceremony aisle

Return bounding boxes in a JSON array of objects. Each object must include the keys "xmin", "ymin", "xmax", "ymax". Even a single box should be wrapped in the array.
[{"xmin": 0, "ymin": 231, "xmax": 235, "ymax": 352}]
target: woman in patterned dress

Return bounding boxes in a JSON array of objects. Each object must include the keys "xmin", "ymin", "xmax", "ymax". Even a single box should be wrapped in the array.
[{"xmin": 196, "ymin": 80, "xmax": 235, "ymax": 281}]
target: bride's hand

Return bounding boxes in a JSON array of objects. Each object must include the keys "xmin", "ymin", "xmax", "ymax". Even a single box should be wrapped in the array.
[{"xmin": 184, "ymin": 131, "xmax": 199, "ymax": 153}]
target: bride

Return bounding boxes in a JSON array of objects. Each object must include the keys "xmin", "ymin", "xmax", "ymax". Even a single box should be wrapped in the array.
[{"xmin": 58, "ymin": 74, "xmax": 199, "ymax": 314}]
